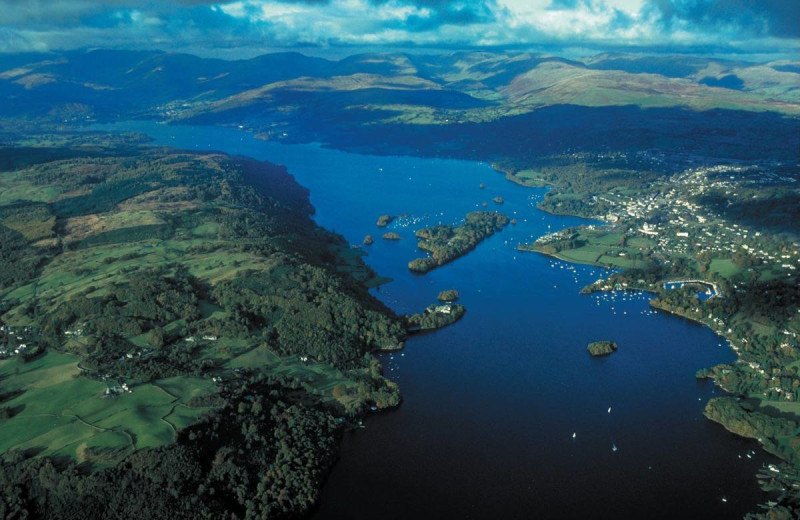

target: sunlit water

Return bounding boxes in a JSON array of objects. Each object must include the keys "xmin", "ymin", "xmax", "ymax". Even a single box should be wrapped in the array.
[{"xmin": 95, "ymin": 122, "xmax": 776, "ymax": 519}]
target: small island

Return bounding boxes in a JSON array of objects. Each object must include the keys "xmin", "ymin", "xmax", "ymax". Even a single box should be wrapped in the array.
[
  {"xmin": 382, "ymin": 232, "xmax": 401, "ymax": 240},
  {"xmin": 588, "ymin": 340, "xmax": 618, "ymax": 357},
  {"xmin": 377, "ymin": 214, "xmax": 396, "ymax": 227},
  {"xmin": 437, "ymin": 289, "xmax": 460, "ymax": 301},
  {"xmin": 408, "ymin": 211, "xmax": 509, "ymax": 273},
  {"xmin": 493, "ymin": 196, "xmax": 504, "ymax": 204},
  {"xmin": 406, "ymin": 303, "xmax": 466, "ymax": 331},
  {"xmin": 363, "ymin": 234, "xmax": 374, "ymax": 245}
]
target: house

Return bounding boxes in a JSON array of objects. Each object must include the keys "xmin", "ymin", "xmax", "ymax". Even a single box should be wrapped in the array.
[
  {"xmin": 104, "ymin": 385, "xmax": 124, "ymax": 397},
  {"xmin": 639, "ymin": 223, "xmax": 658, "ymax": 236},
  {"xmin": 435, "ymin": 305, "xmax": 452, "ymax": 314}
]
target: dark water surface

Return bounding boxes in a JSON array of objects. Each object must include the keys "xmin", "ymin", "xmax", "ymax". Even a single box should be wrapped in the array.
[{"xmin": 98, "ymin": 122, "xmax": 775, "ymax": 519}]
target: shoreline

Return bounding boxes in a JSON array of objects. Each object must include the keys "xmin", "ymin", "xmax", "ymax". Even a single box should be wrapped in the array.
[
  {"xmin": 88, "ymin": 119, "xmax": 791, "ymax": 516},
  {"xmin": 515, "ymin": 185, "xmax": 797, "ymax": 504}
]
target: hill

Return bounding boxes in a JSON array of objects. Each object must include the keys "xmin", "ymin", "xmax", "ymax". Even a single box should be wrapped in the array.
[
  {"xmin": 1, "ymin": 49, "xmax": 798, "ymax": 128},
  {"xmin": 0, "ymin": 135, "xmax": 405, "ymax": 518}
]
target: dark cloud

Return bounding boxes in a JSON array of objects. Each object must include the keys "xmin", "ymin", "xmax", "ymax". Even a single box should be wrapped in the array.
[
  {"xmin": 0, "ymin": 1, "xmax": 271, "ymax": 52},
  {"xmin": 395, "ymin": 1, "xmax": 496, "ymax": 31},
  {"xmin": 650, "ymin": 0, "xmax": 800, "ymax": 39},
  {"xmin": 368, "ymin": 0, "xmax": 496, "ymax": 26}
]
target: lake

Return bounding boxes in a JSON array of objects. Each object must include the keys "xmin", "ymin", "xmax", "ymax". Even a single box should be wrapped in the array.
[{"xmin": 97, "ymin": 121, "xmax": 776, "ymax": 519}]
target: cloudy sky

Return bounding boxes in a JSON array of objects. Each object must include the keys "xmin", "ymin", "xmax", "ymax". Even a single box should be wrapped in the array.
[{"xmin": 1, "ymin": 0, "xmax": 798, "ymax": 56}]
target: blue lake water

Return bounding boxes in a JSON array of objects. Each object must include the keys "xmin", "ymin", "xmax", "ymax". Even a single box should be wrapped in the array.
[{"xmin": 97, "ymin": 122, "xmax": 775, "ymax": 519}]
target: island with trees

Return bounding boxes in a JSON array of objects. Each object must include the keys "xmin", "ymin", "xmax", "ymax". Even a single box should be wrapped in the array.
[
  {"xmin": 406, "ymin": 303, "xmax": 466, "ymax": 331},
  {"xmin": 376, "ymin": 214, "xmax": 396, "ymax": 227},
  {"xmin": 437, "ymin": 289, "xmax": 460, "ymax": 302},
  {"xmin": 408, "ymin": 211, "xmax": 509, "ymax": 273},
  {"xmin": 587, "ymin": 341, "xmax": 618, "ymax": 356}
]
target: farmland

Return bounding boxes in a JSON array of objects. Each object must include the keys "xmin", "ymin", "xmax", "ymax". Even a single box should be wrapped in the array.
[{"xmin": 0, "ymin": 138, "xmax": 410, "ymax": 518}]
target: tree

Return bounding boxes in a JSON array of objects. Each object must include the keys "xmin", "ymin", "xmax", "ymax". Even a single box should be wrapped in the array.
[{"xmin": 148, "ymin": 327, "xmax": 165, "ymax": 348}]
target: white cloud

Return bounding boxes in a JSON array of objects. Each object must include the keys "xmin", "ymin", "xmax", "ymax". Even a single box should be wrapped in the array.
[
  {"xmin": 0, "ymin": 0, "xmax": 796, "ymax": 54},
  {"xmin": 493, "ymin": 0, "xmax": 652, "ymax": 42},
  {"xmin": 213, "ymin": 0, "xmax": 631, "ymax": 45},
  {"xmin": 220, "ymin": 0, "xmax": 431, "ymax": 28},
  {"xmin": 213, "ymin": 0, "xmax": 441, "ymax": 45}
]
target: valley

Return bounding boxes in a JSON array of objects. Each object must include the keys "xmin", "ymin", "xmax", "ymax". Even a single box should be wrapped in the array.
[{"xmin": 0, "ymin": 47, "xmax": 798, "ymax": 518}]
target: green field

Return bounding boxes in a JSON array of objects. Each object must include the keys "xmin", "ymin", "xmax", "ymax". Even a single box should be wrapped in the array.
[
  {"xmin": 710, "ymin": 258, "xmax": 743, "ymax": 278},
  {"xmin": 0, "ymin": 352, "xmax": 219, "ymax": 462},
  {"xmin": 549, "ymin": 244, "xmax": 647, "ymax": 270},
  {"xmin": 0, "ymin": 173, "xmax": 61, "ymax": 204},
  {"xmin": 555, "ymin": 247, "xmax": 602, "ymax": 264},
  {"xmin": 506, "ymin": 169, "xmax": 548, "ymax": 187},
  {"xmin": 227, "ymin": 346, "xmax": 387, "ymax": 412},
  {"xmin": 758, "ymin": 399, "xmax": 800, "ymax": 418},
  {"xmin": 525, "ymin": 224, "xmax": 667, "ymax": 271},
  {"xmin": 1, "ymin": 236, "xmax": 279, "ymax": 325}
]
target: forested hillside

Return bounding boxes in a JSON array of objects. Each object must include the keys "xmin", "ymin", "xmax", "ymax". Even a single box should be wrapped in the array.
[{"xmin": 0, "ymin": 136, "xmax": 405, "ymax": 518}]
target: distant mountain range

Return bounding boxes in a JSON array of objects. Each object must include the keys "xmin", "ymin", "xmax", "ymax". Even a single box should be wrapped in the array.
[{"xmin": 1, "ymin": 49, "xmax": 798, "ymax": 126}]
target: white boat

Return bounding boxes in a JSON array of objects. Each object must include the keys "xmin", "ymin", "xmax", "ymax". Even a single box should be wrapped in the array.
[
  {"xmin": 572, "ymin": 432, "xmax": 576, "ymax": 439},
  {"xmin": 608, "ymin": 407, "xmax": 612, "ymax": 413},
  {"xmin": 612, "ymin": 442, "xmax": 617, "ymax": 452}
]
